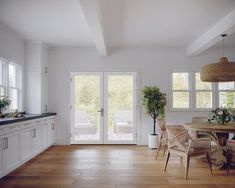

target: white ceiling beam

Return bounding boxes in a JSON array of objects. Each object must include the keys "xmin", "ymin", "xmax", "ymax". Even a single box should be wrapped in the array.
[
  {"xmin": 79, "ymin": 0, "xmax": 107, "ymax": 56},
  {"xmin": 187, "ymin": 9, "xmax": 235, "ymax": 56}
]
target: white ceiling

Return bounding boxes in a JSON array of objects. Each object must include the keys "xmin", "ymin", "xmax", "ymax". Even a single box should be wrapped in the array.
[
  {"xmin": 0, "ymin": 0, "xmax": 235, "ymax": 49},
  {"xmin": 0, "ymin": 0, "xmax": 93, "ymax": 46},
  {"xmin": 101, "ymin": 0, "xmax": 235, "ymax": 47}
]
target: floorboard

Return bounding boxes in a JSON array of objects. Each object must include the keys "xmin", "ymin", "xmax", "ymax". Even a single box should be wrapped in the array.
[{"xmin": 0, "ymin": 145, "xmax": 234, "ymax": 188}]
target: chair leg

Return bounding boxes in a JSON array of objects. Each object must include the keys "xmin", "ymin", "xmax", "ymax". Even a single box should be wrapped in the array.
[
  {"xmin": 155, "ymin": 142, "xmax": 162, "ymax": 160},
  {"xmin": 185, "ymin": 156, "xmax": 190, "ymax": 180},
  {"xmin": 227, "ymin": 151, "xmax": 231, "ymax": 176},
  {"xmin": 207, "ymin": 152, "xmax": 213, "ymax": 175},
  {"xmin": 180, "ymin": 156, "xmax": 183, "ymax": 164},
  {"xmin": 163, "ymin": 145, "xmax": 167, "ymax": 155},
  {"xmin": 163, "ymin": 151, "xmax": 170, "ymax": 172}
]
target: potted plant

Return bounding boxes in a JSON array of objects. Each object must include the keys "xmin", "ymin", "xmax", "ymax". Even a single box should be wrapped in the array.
[
  {"xmin": 0, "ymin": 96, "xmax": 11, "ymax": 118},
  {"xmin": 142, "ymin": 86, "xmax": 167, "ymax": 149}
]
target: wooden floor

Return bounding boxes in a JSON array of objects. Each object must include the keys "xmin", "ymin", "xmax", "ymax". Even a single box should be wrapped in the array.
[{"xmin": 0, "ymin": 145, "xmax": 235, "ymax": 188}]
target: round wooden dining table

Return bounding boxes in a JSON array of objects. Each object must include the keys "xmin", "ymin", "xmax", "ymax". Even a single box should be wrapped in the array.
[{"xmin": 183, "ymin": 122, "xmax": 235, "ymax": 168}]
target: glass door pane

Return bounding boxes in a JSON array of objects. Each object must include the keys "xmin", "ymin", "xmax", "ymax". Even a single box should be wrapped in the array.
[
  {"xmin": 105, "ymin": 73, "xmax": 135, "ymax": 143},
  {"xmin": 71, "ymin": 73, "xmax": 103, "ymax": 144}
]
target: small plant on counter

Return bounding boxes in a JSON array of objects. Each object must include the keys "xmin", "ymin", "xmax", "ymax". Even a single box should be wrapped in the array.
[{"xmin": 0, "ymin": 96, "xmax": 11, "ymax": 115}]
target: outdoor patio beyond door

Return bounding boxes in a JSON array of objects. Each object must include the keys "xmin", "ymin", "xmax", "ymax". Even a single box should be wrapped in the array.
[{"xmin": 71, "ymin": 72, "xmax": 136, "ymax": 144}]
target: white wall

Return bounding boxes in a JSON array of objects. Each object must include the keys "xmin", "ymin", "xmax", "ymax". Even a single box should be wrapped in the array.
[
  {"xmin": 48, "ymin": 46, "xmax": 235, "ymax": 145},
  {"xmin": 0, "ymin": 25, "xmax": 24, "ymax": 110},
  {"xmin": 0, "ymin": 25, "xmax": 24, "ymax": 65}
]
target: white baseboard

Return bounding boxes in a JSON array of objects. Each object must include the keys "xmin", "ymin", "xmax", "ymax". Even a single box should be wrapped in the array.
[{"xmin": 55, "ymin": 138, "xmax": 68, "ymax": 145}]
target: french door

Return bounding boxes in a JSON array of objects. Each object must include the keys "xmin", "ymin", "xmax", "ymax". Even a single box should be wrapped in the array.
[{"xmin": 70, "ymin": 72, "xmax": 137, "ymax": 144}]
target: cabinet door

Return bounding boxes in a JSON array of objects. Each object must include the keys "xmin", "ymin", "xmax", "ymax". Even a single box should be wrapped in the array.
[
  {"xmin": 19, "ymin": 130, "xmax": 32, "ymax": 161},
  {"xmin": 4, "ymin": 134, "xmax": 20, "ymax": 172},
  {"xmin": 42, "ymin": 124, "xmax": 48, "ymax": 148},
  {"xmin": 0, "ymin": 139, "xmax": 4, "ymax": 176},
  {"xmin": 48, "ymin": 122, "xmax": 55, "ymax": 146},
  {"xmin": 32, "ymin": 127, "xmax": 42, "ymax": 154}
]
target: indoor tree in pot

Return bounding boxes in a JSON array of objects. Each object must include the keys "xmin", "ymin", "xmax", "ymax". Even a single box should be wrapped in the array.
[
  {"xmin": 142, "ymin": 86, "xmax": 166, "ymax": 149},
  {"xmin": 0, "ymin": 96, "xmax": 11, "ymax": 118}
]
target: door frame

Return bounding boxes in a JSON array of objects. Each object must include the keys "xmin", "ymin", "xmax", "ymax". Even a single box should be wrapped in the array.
[{"xmin": 69, "ymin": 71, "xmax": 138, "ymax": 145}]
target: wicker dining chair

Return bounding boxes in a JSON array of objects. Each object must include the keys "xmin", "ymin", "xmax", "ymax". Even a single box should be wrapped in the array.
[
  {"xmin": 226, "ymin": 139, "xmax": 235, "ymax": 175},
  {"xmin": 163, "ymin": 125, "xmax": 212, "ymax": 180},
  {"xmin": 155, "ymin": 119, "xmax": 168, "ymax": 159}
]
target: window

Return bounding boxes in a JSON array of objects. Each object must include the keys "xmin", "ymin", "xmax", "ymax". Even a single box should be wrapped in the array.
[
  {"xmin": 0, "ymin": 58, "xmax": 5, "ymax": 96},
  {"xmin": 218, "ymin": 82, "xmax": 235, "ymax": 108},
  {"xmin": 0, "ymin": 58, "xmax": 21, "ymax": 111},
  {"xmin": 172, "ymin": 73, "xmax": 189, "ymax": 108},
  {"xmin": 195, "ymin": 73, "xmax": 212, "ymax": 108},
  {"xmin": 8, "ymin": 63, "xmax": 20, "ymax": 110},
  {"xmin": 171, "ymin": 71, "xmax": 235, "ymax": 110}
]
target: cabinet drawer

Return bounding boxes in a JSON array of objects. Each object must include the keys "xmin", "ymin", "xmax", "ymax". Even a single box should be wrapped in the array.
[
  {"xmin": 20, "ymin": 121, "xmax": 32, "ymax": 129},
  {"xmin": 4, "ymin": 123, "xmax": 22, "ymax": 134}
]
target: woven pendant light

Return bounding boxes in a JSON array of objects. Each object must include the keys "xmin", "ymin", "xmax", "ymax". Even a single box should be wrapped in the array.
[{"xmin": 200, "ymin": 34, "xmax": 235, "ymax": 82}]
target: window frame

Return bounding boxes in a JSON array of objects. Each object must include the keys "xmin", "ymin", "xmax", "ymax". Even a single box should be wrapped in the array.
[
  {"xmin": 0, "ymin": 58, "xmax": 6, "ymax": 96},
  {"xmin": 218, "ymin": 82, "xmax": 235, "ymax": 108},
  {"xmin": 194, "ymin": 72, "xmax": 214, "ymax": 110},
  {"xmin": 170, "ymin": 70, "xmax": 217, "ymax": 111},
  {"xmin": 171, "ymin": 72, "xmax": 191, "ymax": 109},
  {"xmin": 0, "ymin": 57, "xmax": 22, "ymax": 112}
]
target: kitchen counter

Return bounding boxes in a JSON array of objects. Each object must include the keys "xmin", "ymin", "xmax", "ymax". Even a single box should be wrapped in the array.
[{"xmin": 0, "ymin": 113, "xmax": 56, "ymax": 126}]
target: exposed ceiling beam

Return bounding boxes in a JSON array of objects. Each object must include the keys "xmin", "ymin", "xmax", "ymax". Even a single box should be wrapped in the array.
[
  {"xmin": 79, "ymin": 0, "xmax": 107, "ymax": 56},
  {"xmin": 187, "ymin": 9, "xmax": 235, "ymax": 56}
]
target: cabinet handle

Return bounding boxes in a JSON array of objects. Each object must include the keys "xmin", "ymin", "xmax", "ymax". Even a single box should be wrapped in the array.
[
  {"xmin": 6, "ymin": 138, "xmax": 8, "ymax": 149},
  {"xmin": 3, "ymin": 138, "xmax": 8, "ymax": 150},
  {"xmin": 52, "ymin": 123, "xmax": 55, "ymax": 130},
  {"xmin": 32, "ymin": 129, "xmax": 36, "ymax": 138}
]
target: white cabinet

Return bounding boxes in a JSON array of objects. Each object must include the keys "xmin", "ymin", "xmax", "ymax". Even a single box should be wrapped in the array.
[
  {"xmin": 19, "ymin": 130, "xmax": 32, "ymax": 162},
  {"xmin": 3, "ymin": 134, "xmax": 20, "ymax": 172},
  {"xmin": 0, "ymin": 141, "xmax": 3, "ymax": 176},
  {"xmin": 32, "ymin": 126, "xmax": 42, "ymax": 154},
  {"xmin": 48, "ymin": 121, "xmax": 55, "ymax": 146},
  {"xmin": 25, "ymin": 42, "xmax": 49, "ymax": 114},
  {"xmin": 42, "ymin": 123, "xmax": 48, "ymax": 149},
  {"xmin": 0, "ymin": 116, "xmax": 56, "ymax": 179}
]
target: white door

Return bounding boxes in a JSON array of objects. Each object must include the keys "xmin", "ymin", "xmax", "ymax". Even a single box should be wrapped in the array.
[
  {"xmin": 19, "ymin": 130, "xmax": 32, "ymax": 161},
  {"xmin": 3, "ymin": 134, "xmax": 20, "ymax": 171},
  {"xmin": 42, "ymin": 123, "xmax": 48, "ymax": 148},
  {"xmin": 0, "ymin": 139, "xmax": 4, "ymax": 176},
  {"xmin": 71, "ymin": 72, "xmax": 137, "ymax": 144},
  {"xmin": 48, "ymin": 121, "xmax": 55, "ymax": 145},
  {"xmin": 32, "ymin": 127, "xmax": 42, "ymax": 154}
]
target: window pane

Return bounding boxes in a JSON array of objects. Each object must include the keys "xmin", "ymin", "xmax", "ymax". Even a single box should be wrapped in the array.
[
  {"xmin": 173, "ymin": 73, "xmax": 188, "ymax": 90},
  {"xmin": 196, "ymin": 92, "xmax": 212, "ymax": 108},
  {"xmin": 9, "ymin": 88, "xmax": 18, "ymax": 110},
  {"xmin": 173, "ymin": 92, "xmax": 189, "ymax": 108},
  {"xmin": 219, "ymin": 82, "xmax": 234, "ymax": 90},
  {"xmin": 195, "ymin": 73, "xmax": 211, "ymax": 90},
  {"xmin": 0, "ymin": 60, "xmax": 4, "ymax": 85},
  {"xmin": 0, "ymin": 87, "xmax": 4, "ymax": 96},
  {"xmin": 219, "ymin": 92, "xmax": 235, "ymax": 108},
  {"xmin": 9, "ymin": 63, "xmax": 17, "ymax": 87}
]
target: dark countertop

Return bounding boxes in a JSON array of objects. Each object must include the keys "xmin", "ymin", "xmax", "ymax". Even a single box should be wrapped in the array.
[{"xmin": 0, "ymin": 113, "xmax": 57, "ymax": 126}]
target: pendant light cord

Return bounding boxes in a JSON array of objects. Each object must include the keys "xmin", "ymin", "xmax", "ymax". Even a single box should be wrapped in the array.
[
  {"xmin": 221, "ymin": 34, "xmax": 227, "ymax": 57},
  {"xmin": 223, "ymin": 36, "xmax": 224, "ymax": 57}
]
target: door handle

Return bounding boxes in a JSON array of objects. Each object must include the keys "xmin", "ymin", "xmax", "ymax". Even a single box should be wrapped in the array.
[{"xmin": 98, "ymin": 108, "xmax": 104, "ymax": 117}]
